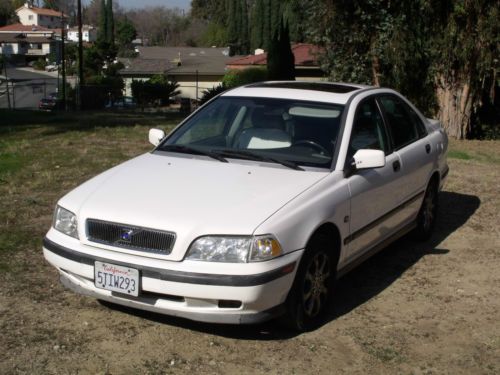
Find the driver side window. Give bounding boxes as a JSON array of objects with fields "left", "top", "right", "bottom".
[{"left": 348, "top": 98, "right": 388, "bottom": 159}]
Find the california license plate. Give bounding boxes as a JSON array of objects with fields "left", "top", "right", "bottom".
[{"left": 94, "top": 261, "right": 139, "bottom": 297}]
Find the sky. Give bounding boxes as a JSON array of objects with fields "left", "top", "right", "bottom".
[{"left": 84, "top": 0, "right": 191, "bottom": 10}]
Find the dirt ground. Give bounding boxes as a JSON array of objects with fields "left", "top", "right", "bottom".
[{"left": 0, "top": 134, "right": 499, "bottom": 374}]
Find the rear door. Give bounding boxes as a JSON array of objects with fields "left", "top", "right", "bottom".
[{"left": 377, "top": 95, "right": 434, "bottom": 223}]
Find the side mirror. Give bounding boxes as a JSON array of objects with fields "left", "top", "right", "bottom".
[
  {"left": 352, "top": 149, "right": 386, "bottom": 170},
  {"left": 149, "top": 128, "right": 166, "bottom": 146}
]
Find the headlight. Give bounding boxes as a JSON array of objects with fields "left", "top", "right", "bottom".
[
  {"left": 53, "top": 206, "right": 79, "bottom": 239},
  {"left": 186, "top": 235, "right": 282, "bottom": 263}
]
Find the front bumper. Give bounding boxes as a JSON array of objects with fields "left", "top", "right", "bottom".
[{"left": 43, "top": 236, "right": 303, "bottom": 324}]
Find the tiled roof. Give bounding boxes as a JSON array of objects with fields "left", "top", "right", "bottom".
[
  {"left": 16, "top": 5, "right": 67, "bottom": 17},
  {"left": 119, "top": 58, "right": 173, "bottom": 75},
  {"left": 227, "top": 44, "right": 323, "bottom": 67},
  {"left": 0, "top": 23, "right": 53, "bottom": 32},
  {"left": 0, "top": 32, "right": 54, "bottom": 43},
  {"left": 119, "top": 47, "right": 240, "bottom": 76}
]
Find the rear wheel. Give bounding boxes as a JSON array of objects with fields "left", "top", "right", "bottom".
[
  {"left": 414, "top": 179, "right": 439, "bottom": 240},
  {"left": 284, "top": 239, "right": 337, "bottom": 331}
]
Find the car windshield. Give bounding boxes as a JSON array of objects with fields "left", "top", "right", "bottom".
[{"left": 159, "top": 96, "right": 344, "bottom": 169}]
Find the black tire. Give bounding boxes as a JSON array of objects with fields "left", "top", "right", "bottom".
[
  {"left": 284, "top": 238, "right": 337, "bottom": 332},
  {"left": 414, "top": 179, "right": 439, "bottom": 241}
]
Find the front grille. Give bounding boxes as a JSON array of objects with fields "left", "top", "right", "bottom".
[{"left": 87, "top": 219, "right": 175, "bottom": 255}]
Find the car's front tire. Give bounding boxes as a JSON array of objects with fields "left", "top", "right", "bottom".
[{"left": 283, "top": 237, "right": 337, "bottom": 331}]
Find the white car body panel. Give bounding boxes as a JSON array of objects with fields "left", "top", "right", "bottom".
[{"left": 60, "top": 152, "right": 329, "bottom": 261}]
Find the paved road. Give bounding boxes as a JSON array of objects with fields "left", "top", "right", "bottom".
[{"left": 0, "top": 66, "right": 58, "bottom": 109}]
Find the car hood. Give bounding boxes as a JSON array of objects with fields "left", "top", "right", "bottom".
[{"left": 60, "top": 152, "right": 329, "bottom": 260}]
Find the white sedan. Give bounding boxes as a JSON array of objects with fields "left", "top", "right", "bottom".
[{"left": 43, "top": 81, "right": 449, "bottom": 331}]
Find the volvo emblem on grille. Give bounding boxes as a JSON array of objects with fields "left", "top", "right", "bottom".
[{"left": 120, "top": 229, "right": 134, "bottom": 242}]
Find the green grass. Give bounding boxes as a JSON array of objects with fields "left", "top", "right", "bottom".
[
  {"left": 447, "top": 139, "right": 500, "bottom": 165},
  {"left": 0, "top": 109, "right": 182, "bottom": 274},
  {"left": 448, "top": 150, "right": 473, "bottom": 160}
]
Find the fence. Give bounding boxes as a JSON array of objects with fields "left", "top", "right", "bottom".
[{"left": 0, "top": 77, "right": 58, "bottom": 110}]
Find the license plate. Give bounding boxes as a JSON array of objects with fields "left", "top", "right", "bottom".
[{"left": 94, "top": 261, "right": 139, "bottom": 297}]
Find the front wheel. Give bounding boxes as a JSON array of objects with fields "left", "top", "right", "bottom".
[{"left": 284, "top": 241, "right": 336, "bottom": 331}]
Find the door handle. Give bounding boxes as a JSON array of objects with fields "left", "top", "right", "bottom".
[
  {"left": 425, "top": 144, "right": 431, "bottom": 154},
  {"left": 393, "top": 160, "right": 401, "bottom": 172}
]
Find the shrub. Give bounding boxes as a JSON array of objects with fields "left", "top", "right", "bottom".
[
  {"left": 222, "top": 67, "right": 268, "bottom": 88},
  {"left": 199, "top": 84, "right": 227, "bottom": 105},
  {"left": 33, "top": 58, "right": 47, "bottom": 71}
]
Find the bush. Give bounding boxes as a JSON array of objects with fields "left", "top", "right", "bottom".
[
  {"left": 131, "top": 75, "right": 181, "bottom": 109},
  {"left": 33, "top": 58, "right": 47, "bottom": 71},
  {"left": 222, "top": 67, "right": 268, "bottom": 88},
  {"left": 199, "top": 84, "right": 227, "bottom": 105}
]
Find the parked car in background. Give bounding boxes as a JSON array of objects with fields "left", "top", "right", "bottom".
[
  {"left": 105, "top": 96, "right": 137, "bottom": 110},
  {"left": 45, "top": 64, "right": 58, "bottom": 72},
  {"left": 43, "top": 81, "right": 448, "bottom": 331},
  {"left": 38, "top": 98, "right": 59, "bottom": 111}
]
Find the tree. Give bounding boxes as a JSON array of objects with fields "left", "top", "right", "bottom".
[
  {"left": 267, "top": 19, "right": 295, "bottom": 81},
  {"left": 432, "top": 0, "right": 499, "bottom": 139},
  {"left": 250, "top": 0, "right": 264, "bottom": 50},
  {"left": 116, "top": 17, "right": 136, "bottom": 48},
  {"left": 43, "top": 0, "right": 60, "bottom": 10},
  {"left": 83, "top": 0, "right": 100, "bottom": 26},
  {"left": 306, "top": 0, "right": 499, "bottom": 139},
  {"left": 106, "top": 0, "right": 114, "bottom": 46},
  {"left": 0, "top": 0, "right": 15, "bottom": 27},
  {"left": 131, "top": 75, "right": 181, "bottom": 109},
  {"left": 97, "top": 0, "right": 107, "bottom": 44},
  {"left": 227, "top": 0, "right": 249, "bottom": 54}
]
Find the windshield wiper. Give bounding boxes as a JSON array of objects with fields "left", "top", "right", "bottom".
[
  {"left": 214, "top": 149, "right": 304, "bottom": 171},
  {"left": 159, "top": 144, "right": 228, "bottom": 163}
]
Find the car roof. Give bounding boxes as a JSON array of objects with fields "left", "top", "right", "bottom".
[{"left": 222, "top": 81, "right": 372, "bottom": 105}]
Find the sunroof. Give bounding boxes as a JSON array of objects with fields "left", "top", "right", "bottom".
[{"left": 248, "top": 82, "right": 361, "bottom": 94}]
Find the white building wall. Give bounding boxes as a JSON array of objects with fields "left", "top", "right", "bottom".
[
  {"left": 42, "top": 42, "right": 51, "bottom": 55},
  {"left": 17, "top": 8, "right": 39, "bottom": 26},
  {"left": 0, "top": 43, "right": 23, "bottom": 55},
  {"left": 17, "top": 8, "right": 62, "bottom": 28},
  {"left": 67, "top": 29, "right": 97, "bottom": 43}
]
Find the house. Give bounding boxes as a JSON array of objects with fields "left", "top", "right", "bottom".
[
  {"left": 119, "top": 46, "right": 238, "bottom": 100},
  {"left": 226, "top": 43, "right": 325, "bottom": 80},
  {"left": 0, "top": 24, "right": 57, "bottom": 58},
  {"left": 67, "top": 26, "right": 97, "bottom": 43},
  {"left": 16, "top": 3, "right": 68, "bottom": 29}
]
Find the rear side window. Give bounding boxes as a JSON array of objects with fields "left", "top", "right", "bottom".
[
  {"left": 407, "top": 105, "right": 428, "bottom": 137},
  {"left": 379, "top": 96, "right": 419, "bottom": 150}
]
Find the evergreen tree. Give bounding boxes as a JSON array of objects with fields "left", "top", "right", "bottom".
[
  {"left": 267, "top": 19, "right": 295, "bottom": 81},
  {"left": 250, "top": 0, "right": 264, "bottom": 50},
  {"left": 97, "top": 0, "right": 107, "bottom": 43},
  {"left": 239, "top": 0, "right": 249, "bottom": 54},
  {"left": 43, "top": 0, "right": 60, "bottom": 10},
  {"left": 106, "top": 0, "right": 114, "bottom": 46},
  {"left": 251, "top": 0, "right": 287, "bottom": 50},
  {"left": 227, "top": 0, "right": 249, "bottom": 55}
]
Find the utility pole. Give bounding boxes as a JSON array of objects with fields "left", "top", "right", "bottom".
[
  {"left": 2, "top": 57, "right": 11, "bottom": 109},
  {"left": 77, "top": 0, "right": 84, "bottom": 110},
  {"left": 61, "top": 11, "right": 66, "bottom": 111}
]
